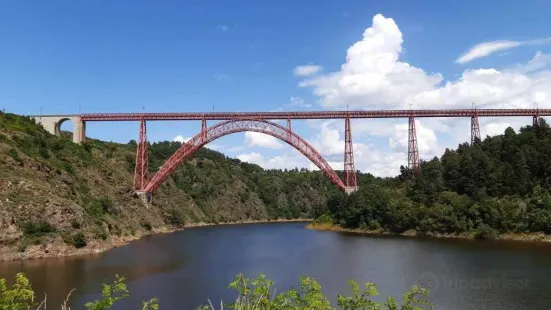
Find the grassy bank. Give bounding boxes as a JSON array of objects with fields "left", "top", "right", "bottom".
[
  {"left": 306, "top": 222, "right": 551, "bottom": 243},
  {"left": 184, "top": 218, "right": 312, "bottom": 227}
]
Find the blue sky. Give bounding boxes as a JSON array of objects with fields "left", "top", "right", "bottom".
[{"left": 2, "top": 1, "right": 551, "bottom": 176}]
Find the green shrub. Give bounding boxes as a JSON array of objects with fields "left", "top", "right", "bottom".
[
  {"left": 82, "top": 141, "right": 93, "bottom": 152},
  {"left": 474, "top": 223, "right": 498, "bottom": 240},
  {"left": 141, "top": 221, "right": 152, "bottom": 231},
  {"left": 7, "top": 148, "right": 22, "bottom": 164},
  {"left": 50, "top": 138, "right": 66, "bottom": 151},
  {"left": 0, "top": 273, "right": 159, "bottom": 310},
  {"left": 61, "top": 162, "right": 75, "bottom": 174},
  {"left": 98, "top": 197, "right": 116, "bottom": 215},
  {"left": 85, "top": 200, "right": 104, "bottom": 218},
  {"left": 94, "top": 228, "right": 108, "bottom": 241},
  {"left": 166, "top": 209, "right": 186, "bottom": 226},
  {"left": 313, "top": 214, "right": 333, "bottom": 225},
  {"left": 0, "top": 273, "right": 36, "bottom": 309},
  {"left": 21, "top": 220, "right": 56, "bottom": 237},
  {"left": 85, "top": 197, "right": 116, "bottom": 219},
  {"left": 71, "top": 220, "right": 81, "bottom": 229},
  {"left": 71, "top": 232, "right": 87, "bottom": 248},
  {"left": 38, "top": 146, "right": 49, "bottom": 159}
]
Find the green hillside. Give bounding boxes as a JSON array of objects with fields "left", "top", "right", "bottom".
[
  {"left": 0, "top": 112, "right": 341, "bottom": 259},
  {"left": 321, "top": 118, "right": 551, "bottom": 239}
]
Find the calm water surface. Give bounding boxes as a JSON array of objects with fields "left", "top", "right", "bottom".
[{"left": 1, "top": 222, "right": 551, "bottom": 309}]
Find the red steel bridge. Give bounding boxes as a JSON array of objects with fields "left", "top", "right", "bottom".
[{"left": 32, "top": 108, "right": 550, "bottom": 202}]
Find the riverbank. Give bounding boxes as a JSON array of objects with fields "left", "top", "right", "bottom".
[
  {"left": 184, "top": 218, "right": 312, "bottom": 228},
  {"left": 306, "top": 222, "right": 551, "bottom": 242},
  {"left": 0, "top": 219, "right": 312, "bottom": 261}
]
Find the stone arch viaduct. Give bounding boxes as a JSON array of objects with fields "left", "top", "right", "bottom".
[{"left": 31, "top": 115, "right": 86, "bottom": 144}]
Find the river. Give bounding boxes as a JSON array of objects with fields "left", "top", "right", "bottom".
[{"left": 1, "top": 222, "right": 551, "bottom": 309}]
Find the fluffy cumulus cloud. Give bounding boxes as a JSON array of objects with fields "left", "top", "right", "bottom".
[
  {"left": 237, "top": 151, "right": 310, "bottom": 170},
  {"left": 173, "top": 135, "right": 190, "bottom": 143},
  {"left": 312, "top": 123, "right": 344, "bottom": 156},
  {"left": 299, "top": 14, "right": 443, "bottom": 110},
  {"left": 244, "top": 132, "right": 283, "bottom": 149},
  {"left": 388, "top": 120, "right": 439, "bottom": 157},
  {"left": 294, "top": 65, "right": 323, "bottom": 76}
]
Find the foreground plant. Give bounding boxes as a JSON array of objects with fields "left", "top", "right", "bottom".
[
  {"left": 197, "top": 273, "right": 431, "bottom": 310},
  {"left": 0, "top": 273, "right": 430, "bottom": 309},
  {"left": 84, "top": 274, "right": 158, "bottom": 310},
  {"left": 0, "top": 273, "right": 159, "bottom": 310},
  {"left": 0, "top": 273, "right": 36, "bottom": 310}
]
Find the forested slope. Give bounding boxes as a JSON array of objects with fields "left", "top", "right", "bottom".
[
  {"left": 321, "top": 119, "right": 551, "bottom": 239},
  {"left": 0, "top": 112, "right": 335, "bottom": 259}
]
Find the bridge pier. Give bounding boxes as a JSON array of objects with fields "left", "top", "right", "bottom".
[
  {"left": 32, "top": 116, "right": 86, "bottom": 144},
  {"left": 343, "top": 117, "right": 358, "bottom": 194},
  {"left": 344, "top": 186, "right": 358, "bottom": 194},
  {"left": 133, "top": 120, "right": 149, "bottom": 191},
  {"left": 471, "top": 115, "right": 480, "bottom": 144},
  {"left": 408, "top": 116, "right": 420, "bottom": 172},
  {"left": 135, "top": 191, "right": 152, "bottom": 203}
]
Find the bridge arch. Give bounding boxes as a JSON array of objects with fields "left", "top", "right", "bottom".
[
  {"left": 55, "top": 118, "right": 74, "bottom": 136},
  {"left": 143, "top": 119, "right": 345, "bottom": 193},
  {"left": 31, "top": 116, "right": 86, "bottom": 144}
]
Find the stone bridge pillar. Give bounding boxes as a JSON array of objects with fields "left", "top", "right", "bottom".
[{"left": 31, "top": 115, "right": 86, "bottom": 144}]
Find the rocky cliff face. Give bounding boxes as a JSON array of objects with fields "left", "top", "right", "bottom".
[{"left": 0, "top": 113, "right": 333, "bottom": 260}]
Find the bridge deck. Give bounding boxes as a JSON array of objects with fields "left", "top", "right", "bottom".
[{"left": 30, "top": 109, "right": 551, "bottom": 121}]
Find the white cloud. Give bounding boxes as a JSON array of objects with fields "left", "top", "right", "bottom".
[
  {"left": 456, "top": 37, "right": 551, "bottom": 64},
  {"left": 289, "top": 96, "right": 312, "bottom": 108},
  {"left": 299, "top": 14, "right": 442, "bottom": 110},
  {"left": 205, "top": 143, "right": 221, "bottom": 150},
  {"left": 483, "top": 122, "right": 512, "bottom": 137},
  {"left": 244, "top": 132, "right": 283, "bottom": 149},
  {"left": 294, "top": 65, "right": 323, "bottom": 76},
  {"left": 173, "top": 135, "right": 220, "bottom": 150},
  {"left": 296, "top": 13, "right": 551, "bottom": 177},
  {"left": 173, "top": 135, "right": 190, "bottom": 143},
  {"left": 456, "top": 41, "right": 522, "bottom": 64},
  {"left": 312, "top": 123, "right": 344, "bottom": 156},
  {"left": 236, "top": 152, "right": 264, "bottom": 164},
  {"left": 388, "top": 120, "right": 438, "bottom": 157},
  {"left": 236, "top": 151, "right": 309, "bottom": 170}
]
